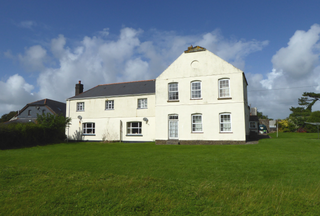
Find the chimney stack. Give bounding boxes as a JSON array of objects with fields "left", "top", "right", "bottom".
[{"left": 75, "top": 80, "right": 84, "bottom": 96}]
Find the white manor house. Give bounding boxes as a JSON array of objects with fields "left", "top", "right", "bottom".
[{"left": 66, "top": 46, "right": 250, "bottom": 144}]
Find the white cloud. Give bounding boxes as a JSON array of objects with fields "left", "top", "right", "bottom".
[
  {"left": 196, "top": 31, "right": 269, "bottom": 70},
  {"left": 0, "top": 27, "right": 268, "bottom": 116},
  {"left": 0, "top": 74, "right": 36, "bottom": 115},
  {"left": 19, "top": 20, "right": 37, "bottom": 29},
  {"left": 272, "top": 24, "right": 320, "bottom": 78},
  {"left": 248, "top": 24, "right": 320, "bottom": 119},
  {"left": 18, "top": 45, "right": 47, "bottom": 72}
]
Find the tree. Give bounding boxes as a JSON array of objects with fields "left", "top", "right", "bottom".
[
  {"left": 37, "top": 113, "right": 71, "bottom": 130},
  {"left": 257, "top": 111, "right": 268, "bottom": 119},
  {"left": 305, "top": 111, "right": 320, "bottom": 133},
  {"left": 298, "top": 92, "right": 320, "bottom": 112},
  {"left": 289, "top": 106, "right": 311, "bottom": 129},
  {"left": 0, "top": 111, "right": 18, "bottom": 123}
]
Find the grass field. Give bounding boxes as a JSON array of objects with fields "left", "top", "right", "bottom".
[{"left": 1, "top": 133, "right": 320, "bottom": 215}]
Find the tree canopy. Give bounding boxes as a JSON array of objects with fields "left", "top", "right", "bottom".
[
  {"left": 298, "top": 92, "right": 320, "bottom": 112},
  {"left": 0, "top": 111, "right": 18, "bottom": 123}
]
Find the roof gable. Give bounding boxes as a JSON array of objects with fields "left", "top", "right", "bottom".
[{"left": 157, "top": 48, "right": 244, "bottom": 80}]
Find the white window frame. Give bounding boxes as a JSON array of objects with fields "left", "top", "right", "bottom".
[
  {"left": 219, "top": 79, "right": 231, "bottom": 98},
  {"left": 191, "top": 81, "right": 202, "bottom": 99},
  {"left": 137, "top": 98, "right": 147, "bottom": 109},
  {"left": 127, "top": 122, "right": 142, "bottom": 135},
  {"left": 77, "top": 102, "right": 85, "bottom": 112},
  {"left": 168, "top": 114, "right": 179, "bottom": 139},
  {"left": 168, "top": 83, "right": 179, "bottom": 101},
  {"left": 192, "top": 114, "right": 203, "bottom": 132},
  {"left": 83, "top": 122, "right": 95, "bottom": 135},
  {"left": 105, "top": 100, "right": 114, "bottom": 110},
  {"left": 220, "top": 113, "right": 232, "bottom": 132}
]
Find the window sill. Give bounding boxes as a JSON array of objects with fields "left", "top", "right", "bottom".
[
  {"left": 191, "top": 131, "right": 203, "bottom": 134},
  {"left": 218, "top": 97, "right": 232, "bottom": 100},
  {"left": 167, "top": 100, "right": 179, "bottom": 102},
  {"left": 219, "top": 132, "right": 233, "bottom": 134},
  {"left": 126, "top": 134, "right": 143, "bottom": 136},
  {"left": 83, "top": 134, "right": 96, "bottom": 136},
  {"left": 105, "top": 109, "right": 114, "bottom": 111},
  {"left": 190, "top": 98, "right": 202, "bottom": 100},
  {"left": 137, "top": 108, "right": 148, "bottom": 109}
]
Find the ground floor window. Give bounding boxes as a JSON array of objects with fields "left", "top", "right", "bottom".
[
  {"left": 220, "top": 113, "right": 231, "bottom": 132},
  {"left": 127, "top": 122, "right": 142, "bottom": 135},
  {"left": 192, "top": 114, "right": 202, "bottom": 132},
  {"left": 83, "top": 123, "right": 95, "bottom": 135}
]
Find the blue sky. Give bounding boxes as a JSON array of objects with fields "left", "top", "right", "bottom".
[{"left": 1, "top": 0, "right": 320, "bottom": 119}]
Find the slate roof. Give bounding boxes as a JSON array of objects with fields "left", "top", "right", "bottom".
[
  {"left": 18, "top": 99, "right": 66, "bottom": 116},
  {"left": 69, "top": 79, "right": 156, "bottom": 99}
]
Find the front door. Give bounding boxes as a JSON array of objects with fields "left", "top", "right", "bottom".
[{"left": 168, "top": 115, "right": 178, "bottom": 139}]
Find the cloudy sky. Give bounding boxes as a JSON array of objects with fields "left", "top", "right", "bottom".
[{"left": 1, "top": 0, "right": 320, "bottom": 119}]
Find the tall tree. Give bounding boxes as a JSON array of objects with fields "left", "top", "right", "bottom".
[
  {"left": 298, "top": 92, "right": 320, "bottom": 112},
  {"left": 0, "top": 111, "right": 18, "bottom": 123}
]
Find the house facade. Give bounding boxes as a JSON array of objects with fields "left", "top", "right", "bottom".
[{"left": 66, "top": 46, "right": 250, "bottom": 144}]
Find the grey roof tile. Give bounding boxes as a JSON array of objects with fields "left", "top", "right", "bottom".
[{"left": 69, "top": 79, "right": 155, "bottom": 99}]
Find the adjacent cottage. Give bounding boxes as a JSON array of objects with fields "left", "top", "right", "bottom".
[
  {"left": 8, "top": 99, "right": 66, "bottom": 124},
  {"left": 66, "top": 46, "right": 250, "bottom": 144}
]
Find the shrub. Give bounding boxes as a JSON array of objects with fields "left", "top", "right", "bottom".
[{"left": 278, "top": 119, "right": 297, "bottom": 132}]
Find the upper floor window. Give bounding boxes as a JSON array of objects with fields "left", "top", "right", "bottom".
[
  {"left": 83, "top": 122, "right": 95, "bottom": 135},
  {"left": 28, "top": 110, "right": 31, "bottom": 116},
  {"left": 105, "top": 100, "right": 114, "bottom": 110},
  {"left": 168, "top": 83, "right": 179, "bottom": 101},
  {"left": 192, "top": 114, "right": 203, "bottom": 132},
  {"left": 191, "top": 81, "right": 201, "bottom": 99},
  {"left": 77, "top": 102, "right": 84, "bottom": 112},
  {"left": 220, "top": 113, "right": 232, "bottom": 132},
  {"left": 219, "top": 79, "right": 230, "bottom": 98},
  {"left": 138, "top": 98, "right": 147, "bottom": 109}
]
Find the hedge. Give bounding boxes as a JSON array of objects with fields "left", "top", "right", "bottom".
[{"left": 0, "top": 123, "right": 66, "bottom": 150}]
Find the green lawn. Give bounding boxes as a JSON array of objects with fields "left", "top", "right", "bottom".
[{"left": 1, "top": 133, "right": 320, "bottom": 215}]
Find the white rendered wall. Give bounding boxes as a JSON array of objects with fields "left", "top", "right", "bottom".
[
  {"left": 66, "top": 94, "right": 155, "bottom": 142},
  {"left": 155, "top": 50, "right": 247, "bottom": 141}
]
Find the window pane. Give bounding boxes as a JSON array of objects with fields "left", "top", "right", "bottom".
[
  {"left": 169, "top": 83, "right": 179, "bottom": 100},
  {"left": 191, "top": 82, "right": 201, "bottom": 99}
]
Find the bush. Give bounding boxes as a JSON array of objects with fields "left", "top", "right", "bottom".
[
  {"left": 278, "top": 119, "right": 297, "bottom": 132},
  {"left": 297, "top": 127, "right": 307, "bottom": 133}
]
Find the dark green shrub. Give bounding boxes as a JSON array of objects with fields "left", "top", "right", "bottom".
[{"left": 0, "top": 114, "right": 70, "bottom": 150}]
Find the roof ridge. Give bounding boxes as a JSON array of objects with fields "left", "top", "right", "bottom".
[{"left": 97, "top": 79, "right": 155, "bottom": 86}]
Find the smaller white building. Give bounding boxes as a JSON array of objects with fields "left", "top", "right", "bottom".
[{"left": 66, "top": 46, "right": 250, "bottom": 144}]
